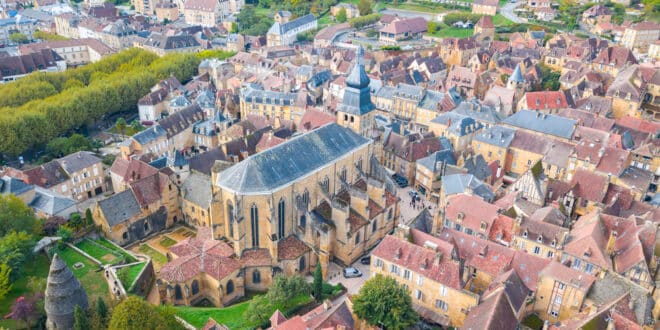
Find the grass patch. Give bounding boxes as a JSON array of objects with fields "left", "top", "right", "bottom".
[
  {"left": 116, "top": 262, "right": 146, "bottom": 290},
  {"left": 385, "top": 3, "right": 449, "bottom": 13},
  {"left": 76, "top": 239, "right": 122, "bottom": 264},
  {"left": 522, "top": 314, "right": 544, "bottom": 329},
  {"left": 428, "top": 25, "right": 474, "bottom": 38},
  {"left": 159, "top": 236, "right": 177, "bottom": 248},
  {"left": 175, "top": 294, "right": 312, "bottom": 329},
  {"left": 54, "top": 246, "right": 110, "bottom": 305},
  {"left": 138, "top": 244, "right": 168, "bottom": 266},
  {"left": 0, "top": 253, "right": 50, "bottom": 330},
  {"left": 96, "top": 237, "right": 137, "bottom": 263},
  {"left": 493, "top": 13, "right": 514, "bottom": 26}
]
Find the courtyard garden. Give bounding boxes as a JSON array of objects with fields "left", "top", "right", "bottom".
[
  {"left": 51, "top": 245, "right": 111, "bottom": 306},
  {"left": 116, "top": 262, "right": 147, "bottom": 291},
  {"left": 137, "top": 243, "right": 168, "bottom": 268},
  {"left": 75, "top": 237, "right": 136, "bottom": 265}
]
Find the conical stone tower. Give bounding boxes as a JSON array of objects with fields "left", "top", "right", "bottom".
[{"left": 45, "top": 253, "right": 89, "bottom": 330}]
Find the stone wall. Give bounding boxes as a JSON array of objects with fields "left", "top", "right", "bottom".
[{"left": 129, "top": 260, "right": 155, "bottom": 297}]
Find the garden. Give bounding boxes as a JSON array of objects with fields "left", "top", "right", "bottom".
[
  {"left": 52, "top": 245, "right": 111, "bottom": 306},
  {"left": 137, "top": 243, "right": 168, "bottom": 268},
  {"left": 116, "top": 262, "right": 147, "bottom": 291},
  {"left": 75, "top": 238, "right": 136, "bottom": 265}
]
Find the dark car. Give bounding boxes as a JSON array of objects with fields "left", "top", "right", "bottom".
[
  {"left": 360, "top": 256, "right": 371, "bottom": 265},
  {"left": 343, "top": 267, "right": 363, "bottom": 278}
]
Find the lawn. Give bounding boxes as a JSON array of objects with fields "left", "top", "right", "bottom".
[
  {"left": 96, "top": 237, "right": 137, "bottom": 263},
  {"left": 493, "top": 13, "right": 514, "bottom": 26},
  {"left": 428, "top": 25, "right": 474, "bottom": 38},
  {"left": 116, "top": 262, "right": 146, "bottom": 290},
  {"left": 384, "top": 2, "right": 449, "bottom": 13},
  {"left": 0, "top": 253, "right": 50, "bottom": 330},
  {"left": 522, "top": 314, "right": 544, "bottom": 329},
  {"left": 138, "top": 243, "right": 168, "bottom": 267},
  {"left": 75, "top": 239, "right": 122, "bottom": 264},
  {"left": 175, "top": 294, "right": 313, "bottom": 329},
  {"left": 55, "top": 246, "right": 110, "bottom": 306},
  {"left": 159, "top": 236, "right": 177, "bottom": 248}
]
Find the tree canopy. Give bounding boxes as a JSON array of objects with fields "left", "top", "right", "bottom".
[
  {"left": 0, "top": 48, "right": 201, "bottom": 157},
  {"left": 336, "top": 7, "right": 347, "bottom": 22},
  {"left": 109, "top": 296, "right": 183, "bottom": 330},
  {"left": 357, "top": 0, "right": 373, "bottom": 15},
  {"left": 0, "top": 194, "right": 40, "bottom": 237},
  {"left": 352, "top": 274, "right": 418, "bottom": 330}
]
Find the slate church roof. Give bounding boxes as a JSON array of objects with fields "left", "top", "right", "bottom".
[
  {"left": 338, "top": 47, "right": 376, "bottom": 116},
  {"left": 216, "top": 123, "right": 370, "bottom": 195}
]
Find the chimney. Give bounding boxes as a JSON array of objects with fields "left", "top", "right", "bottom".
[
  {"left": 598, "top": 147, "right": 605, "bottom": 158},
  {"left": 433, "top": 252, "right": 443, "bottom": 266}
]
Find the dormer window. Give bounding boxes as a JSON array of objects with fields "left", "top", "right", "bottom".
[
  {"left": 480, "top": 221, "right": 488, "bottom": 231},
  {"left": 457, "top": 212, "right": 465, "bottom": 221},
  {"left": 522, "top": 230, "right": 528, "bottom": 238},
  {"left": 551, "top": 239, "right": 556, "bottom": 247},
  {"left": 537, "top": 235, "right": 543, "bottom": 243}
]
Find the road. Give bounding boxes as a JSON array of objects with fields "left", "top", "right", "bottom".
[{"left": 500, "top": 1, "right": 526, "bottom": 24}]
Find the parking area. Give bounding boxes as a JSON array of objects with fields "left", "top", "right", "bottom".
[{"left": 326, "top": 258, "right": 371, "bottom": 294}]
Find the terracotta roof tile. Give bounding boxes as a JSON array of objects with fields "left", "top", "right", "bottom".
[{"left": 277, "top": 235, "right": 310, "bottom": 260}]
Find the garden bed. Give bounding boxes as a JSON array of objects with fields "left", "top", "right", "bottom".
[
  {"left": 51, "top": 246, "right": 110, "bottom": 305},
  {"left": 138, "top": 244, "right": 168, "bottom": 266}
]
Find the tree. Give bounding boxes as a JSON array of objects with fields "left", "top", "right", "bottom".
[
  {"left": 11, "top": 296, "right": 36, "bottom": 329},
  {"left": 9, "top": 33, "right": 28, "bottom": 44},
  {"left": 357, "top": 0, "right": 372, "bottom": 15},
  {"left": 0, "top": 195, "right": 39, "bottom": 237},
  {"left": 130, "top": 120, "right": 145, "bottom": 133},
  {"left": 43, "top": 216, "right": 68, "bottom": 236},
  {"left": 74, "top": 305, "right": 89, "bottom": 330},
  {"left": 115, "top": 117, "right": 127, "bottom": 138},
  {"left": 313, "top": 263, "right": 323, "bottom": 301},
  {"left": 0, "top": 263, "right": 12, "bottom": 299},
  {"left": 109, "top": 296, "right": 183, "bottom": 330},
  {"left": 428, "top": 21, "right": 439, "bottom": 34},
  {"left": 352, "top": 274, "right": 418, "bottom": 330},
  {"left": 56, "top": 227, "right": 73, "bottom": 243},
  {"left": 96, "top": 297, "right": 108, "bottom": 322},
  {"left": 69, "top": 213, "right": 84, "bottom": 230},
  {"left": 85, "top": 209, "right": 94, "bottom": 227},
  {"left": 336, "top": 7, "right": 347, "bottom": 22},
  {"left": 0, "top": 231, "right": 36, "bottom": 282}
]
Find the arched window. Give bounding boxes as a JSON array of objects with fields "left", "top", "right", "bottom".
[
  {"left": 250, "top": 204, "right": 259, "bottom": 247},
  {"left": 191, "top": 280, "right": 199, "bottom": 295},
  {"left": 300, "top": 215, "right": 306, "bottom": 229},
  {"left": 227, "top": 201, "right": 234, "bottom": 238},
  {"left": 388, "top": 208, "right": 393, "bottom": 220},
  {"left": 226, "top": 280, "right": 234, "bottom": 295},
  {"left": 372, "top": 219, "right": 377, "bottom": 233},
  {"left": 299, "top": 256, "right": 306, "bottom": 271},
  {"left": 253, "top": 270, "right": 261, "bottom": 284},
  {"left": 278, "top": 198, "right": 285, "bottom": 239},
  {"left": 357, "top": 157, "right": 363, "bottom": 171},
  {"left": 122, "top": 232, "right": 128, "bottom": 240},
  {"left": 321, "top": 176, "right": 330, "bottom": 192},
  {"left": 340, "top": 166, "right": 347, "bottom": 182},
  {"left": 144, "top": 221, "right": 149, "bottom": 232},
  {"left": 175, "top": 285, "right": 183, "bottom": 300},
  {"left": 355, "top": 232, "right": 361, "bottom": 244},
  {"left": 302, "top": 189, "right": 310, "bottom": 205}
]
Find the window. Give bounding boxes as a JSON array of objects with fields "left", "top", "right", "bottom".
[
  {"left": 533, "top": 246, "right": 541, "bottom": 254},
  {"left": 547, "top": 251, "right": 554, "bottom": 258},
  {"left": 390, "top": 264, "right": 400, "bottom": 275},
  {"left": 175, "top": 285, "right": 183, "bottom": 300},
  {"left": 299, "top": 256, "right": 306, "bottom": 271},
  {"left": 388, "top": 208, "right": 393, "bottom": 220},
  {"left": 440, "top": 286, "right": 448, "bottom": 297},
  {"left": 340, "top": 167, "right": 347, "bottom": 182},
  {"left": 226, "top": 280, "right": 234, "bottom": 294},
  {"left": 480, "top": 221, "right": 488, "bottom": 231},
  {"left": 320, "top": 176, "right": 330, "bottom": 192},
  {"left": 278, "top": 198, "right": 285, "bottom": 239},
  {"left": 250, "top": 204, "right": 259, "bottom": 247},
  {"left": 465, "top": 228, "right": 473, "bottom": 235},
  {"left": 253, "top": 270, "right": 261, "bottom": 283},
  {"left": 585, "top": 263, "right": 593, "bottom": 273},
  {"left": 191, "top": 280, "right": 199, "bottom": 295},
  {"left": 573, "top": 258, "right": 582, "bottom": 269},
  {"left": 415, "top": 290, "right": 423, "bottom": 300},
  {"left": 300, "top": 215, "right": 306, "bottom": 229},
  {"left": 417, "top": 275, "right": 423, "bottom": 285},
  {"left": 435, "top": 300, "right": 448, "bottom": 311},
  {"left": 372, "top": 219, "right": 377, "bottom": 233},
  {"left": 227, "top": 201, "right": 234, "bottom": 238},
  {"left": 355, "top": 232, "right": 361, "bottom": 244},
  {"left": 403, "top": 269, "right": 411, "bottom": 280},
  {"left": 375, "top": 258, "right": 383, "bottom": 267}
]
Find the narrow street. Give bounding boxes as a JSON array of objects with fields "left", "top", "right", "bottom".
[{"left": 501, "top": 1, "right": 526, "bottom": 24}]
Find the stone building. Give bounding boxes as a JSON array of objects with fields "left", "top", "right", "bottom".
[
  {"left": 211, "top": 123, "right": 399, "bottom": 278},
  {"left": 336, "top": 47, "right": 376, "bottom": 137},
  {"left": 45, "top": 254, "right": 89, "bottom": 330}
]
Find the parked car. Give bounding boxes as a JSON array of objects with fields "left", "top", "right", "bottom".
[
  {"left": 392, "top": 174, "right": 409, "bottom": 188},
  {"left": 360, "top": 256, "right": 371, "bottom": 265},
  {"left": 343, "top": 267, "right": 363, "bottom": 278},
  {"left": 408, "top": 190, "right": 418, "bottom": 198}
]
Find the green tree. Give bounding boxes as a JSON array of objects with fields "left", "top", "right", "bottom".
[
  {"left": 130, "top": 120, "right": 145, "bottom": 133},
  {"left": 313, "top": 263, "right": 323, "bottom": 301},
  {"left": 428, "top": 21, "right": 439, "bottom": 34},
  {"left": 0, "top": 263, "right": 12, "bottom": 299},
  {"left": 56, "top": 227, "right": 73, "bottom": 243},
  {"left": 69, "top": 213, "right": 83, "bottom": 230},
  {"left": 74, "top": 305, "right": 89, "bottom": 330},
  {"left": 357, "top": 0, "right": 373, "bottom": 15},
  {"left": 115, "top": 117, "right": 127, "bottom": 138},
  {"left": 109, "top": 297, "right": 183, "bottom": 330},
  {"left": 0, "top": 195, "right": 39, "bottom": 237},
  {"left": 0, "top": 231, "right": 36, "bottom": 282},
  {"left": 97, "top": 297, "right": 108, "bottom": 322},
  {"left": 353, "top": 274, "right": 418, "bottom": 330},
  {"left": 85, "top": 209, "right": 94, "bottom": 227},
  {"left": 33, "top": 30, "right": 69, "bottom": 41},
  {"left": 336, "top": 7, "right": 347, "bottom": 22},
  {"left": 9, "top": 33, "right": 29, "bottom": 44}
]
